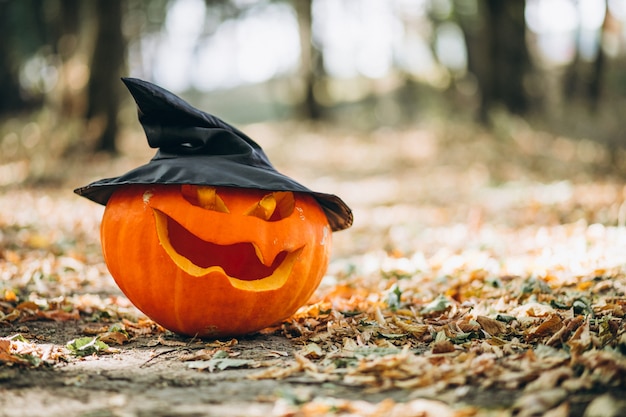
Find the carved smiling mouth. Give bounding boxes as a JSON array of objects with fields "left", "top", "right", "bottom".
[{"left": 152, "top": 209, "right": 302, "bottom": 291}]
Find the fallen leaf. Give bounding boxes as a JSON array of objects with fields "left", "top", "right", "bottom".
[
  {"left": 583, "top": 393, "right": 626, "bottom": 417},
  {"left": 527, "top": 314, "right": 563, "bottom": 341},
  {"left": 98, "top": 331, "right": 129, "bottom": 345},
  {"left": 432, "top": 339, "right": 455, "bottom": 354},
  {"left": 421, "top": 295, "right": 451, "bottom": 314},
  {"left": 187, "top": 358, "right": 254, "bottom": 372},
  {"left": 299, "top": 342, "right": 324, "bottom": 359},
  {"left": 476, "top": 315, "right": 508, "bottom": 336},
  {"left": 513, "top": 388, "right": 568, "bottom": 417},
  {"left": 66, "top": 337, "right": 111, "bottom": 357}
]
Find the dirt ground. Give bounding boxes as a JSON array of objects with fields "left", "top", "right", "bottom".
[
  {"left": 2, "top": 119, "right": 626, "bottom": 416},
  {"left": 0, "top": 321, "right": 465, "bottom": 417},
  {"left": 2, "top": 320, "right": 620, "bottom": 417},
  {"left": 1, "top": 323, "right": 308, "bottom": 417}
]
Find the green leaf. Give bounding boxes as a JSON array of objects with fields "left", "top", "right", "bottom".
[
  {"left": 66, "top": 337, "right": 110, "bottom": 357},
  {"left": 496, "top": 314, "right": 517, "bottom": 323},
  {"left": 108, "top": 323, "right": 129, "bottom": 336},
  {"left": 212, "top": 349, "right": 230, "bottom": 359},
  {"left": 15, "top": 353, "right": 43, "bottom": 367},
  {"left": 8, "top": 334, "right": 28, "bottom": 343},
  {"left": 550, "top": 300, "right": 570, "bottom": 309},
  {"left": 573, "top": 299, "right": 593, "bottom": 316},
  {"left": 449, "top": 331, "right": 476, "bottom": 343},
  {"left": 386, "top": 285, "right": 403, "bottom": 311},
  {"left": 421, "top": 295, "right": 451, "bottom": 314},
  {"left": 521, "top": 277, "right": 552, "bottom": 295}
]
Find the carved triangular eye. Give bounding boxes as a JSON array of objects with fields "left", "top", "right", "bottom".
[
  {"left": 181, "top": 185, "right": 229, "bottom": 213},
  {"left": 246, "top": 192, "right": 295, "bottom": 221}
]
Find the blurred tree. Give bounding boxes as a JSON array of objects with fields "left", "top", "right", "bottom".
[
  {"left": 563, "top": 0, "right": 608, "bottom": 113},
  {"left": 485, "top": 0, "right": 529, "bottom": 115},
  {"left": 293, "top": 0, "right": 325, "bottom": 120},
  {"left": 52, "top": 0, "right": 83, "bottom": 117},
  {"left": 0, "top": 0, "right": 127, "bottom": 153},
  {"left": 85, "top": 0, "right": 127, "bottom": 153},
  {"left": 0, "top": 1, "right": 26, "bottom": 114},
  {"left": 0, "top": 0, "right": 46, "bottom": 115},
  {"left": 3, "top": 0, "right": 625, "bottom": 156},
  {"left": 456, "top": 0, "right": 530, "bottom": 122}
]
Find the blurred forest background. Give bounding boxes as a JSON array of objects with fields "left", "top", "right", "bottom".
[{"left": 2, "top": 0, "right": 626, "bottom": 185}]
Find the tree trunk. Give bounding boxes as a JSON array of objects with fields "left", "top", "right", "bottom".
[
  {"left": 0, "top": 1, "right": 38, "bottom": 115},
  {"left": 485, "top": 0, "right": 529, "bottom": 115},
  {"left": 459, "top": 0, "right": 529, "bottom": 122},
  {"left": 293, "top": 0, "right": 324, "bottom": 120},
  {"left": 86, "top": 0, "right": 126, "bottom": 153},
  {"left": 564, "top": 0, "right": 607, "bottom": 113}
]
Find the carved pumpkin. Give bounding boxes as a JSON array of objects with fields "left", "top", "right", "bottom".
[
  {"left": 101, "top": 183, "right": 331, "bottom": 337},
  {"left": 75, "top": 78, "right": 352, "bottom": 337}
]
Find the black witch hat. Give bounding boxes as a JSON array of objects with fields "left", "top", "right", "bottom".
[{"left": 74, "top": 78, "right": 352, "bottom": 232}]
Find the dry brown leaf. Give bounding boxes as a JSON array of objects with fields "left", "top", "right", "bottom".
[
  {"left": 98, "top": 331, "right": 130, "bottom": 345},
  {"left": 0, "top": 309, "right": 21, "bottom": 323},
  {"left": 573, "top": 350, "right": 626, "bottom": 384},
  {"left": 391, "top": 398, "right": 463, "bottom": 417},
  {"left": 525, "top": 366, "right": 574, "bottom": 391},
  {"left": 546, "top": 315, "right": 584, "bottom": 347},
  {"left": 513, "top": 388, "right": 568, "bottom": 417},
  {"left": 527, "top": 313, "right": 563, "bottom": 341},
  {"left": 0, "top": 339, "right": 10, "bottom": 354},
  {"left": 595, "top": 303, "right": 625, "bottom": 318},
  {"left": 543, "top": 401, "right": 570, "bottom": 417},
  {"left": 41, "top": 309, "right": 80, "bottom": 321},
  {"left": 392, "top": 315, "right": 429, "bottom": 338},
  {"left": 247, "top": 361, "right": 303, "bottom": 380},
  {"left": 122, "top": 318, "right": 164, "bottom": 337},
  {"left": 178, "top": 348, "right": 226, "bottom": 362},
  {"left": 567, "top": 320, "right": 592, "bottom": 355},
  {"left": 476, "top": 315, "right": 507, "bottom": 336},
  {"left": 15, "top": 301, "right": 40, "bottom": 311},
  {"left": 583, "top": 394, "right": 626, "bottom": 417},
  {"left": 294, "top": 352, "right": 319, "bottom": 373},
  {"left": 432, "top": 339, "right": 456, "bottom": 354},
  {"left": 299, "top": 342, "right": 324, "bottom": 359},
  {"left": 457, "top": 319, "right": 481, "bottom": 333},
  {"left": 82, "top": 325, "right": 110, "bottom": 335},
  {"left": 205, "top": 338, "right": 238, "bottom": 348},
  {"left": 156, "top": 335, "right": 189, "bottom": 347}
]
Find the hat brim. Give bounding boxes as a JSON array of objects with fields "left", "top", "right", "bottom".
[{"left": 74, "top": 154, "right": 353, "bottom": 232}]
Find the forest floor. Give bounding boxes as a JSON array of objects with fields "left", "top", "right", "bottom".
[{"left": 2, "top": 117, "right": 626, "bottom": 417}]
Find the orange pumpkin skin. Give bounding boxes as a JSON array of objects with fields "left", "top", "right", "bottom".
[{"left": 101, "top": 184, "right": 331, "bottom": 338}]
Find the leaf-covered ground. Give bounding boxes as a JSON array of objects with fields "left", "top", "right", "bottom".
[{"left": 1, "top": 116, "right": 626, "bottom": 416}]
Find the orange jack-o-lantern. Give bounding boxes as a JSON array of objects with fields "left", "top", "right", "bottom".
[
  {"left": 101, "top": 184, "right": 331, "bottom": 337},
  {"left": 75, "top": 78, "right": 352, "bottom": 338}
]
